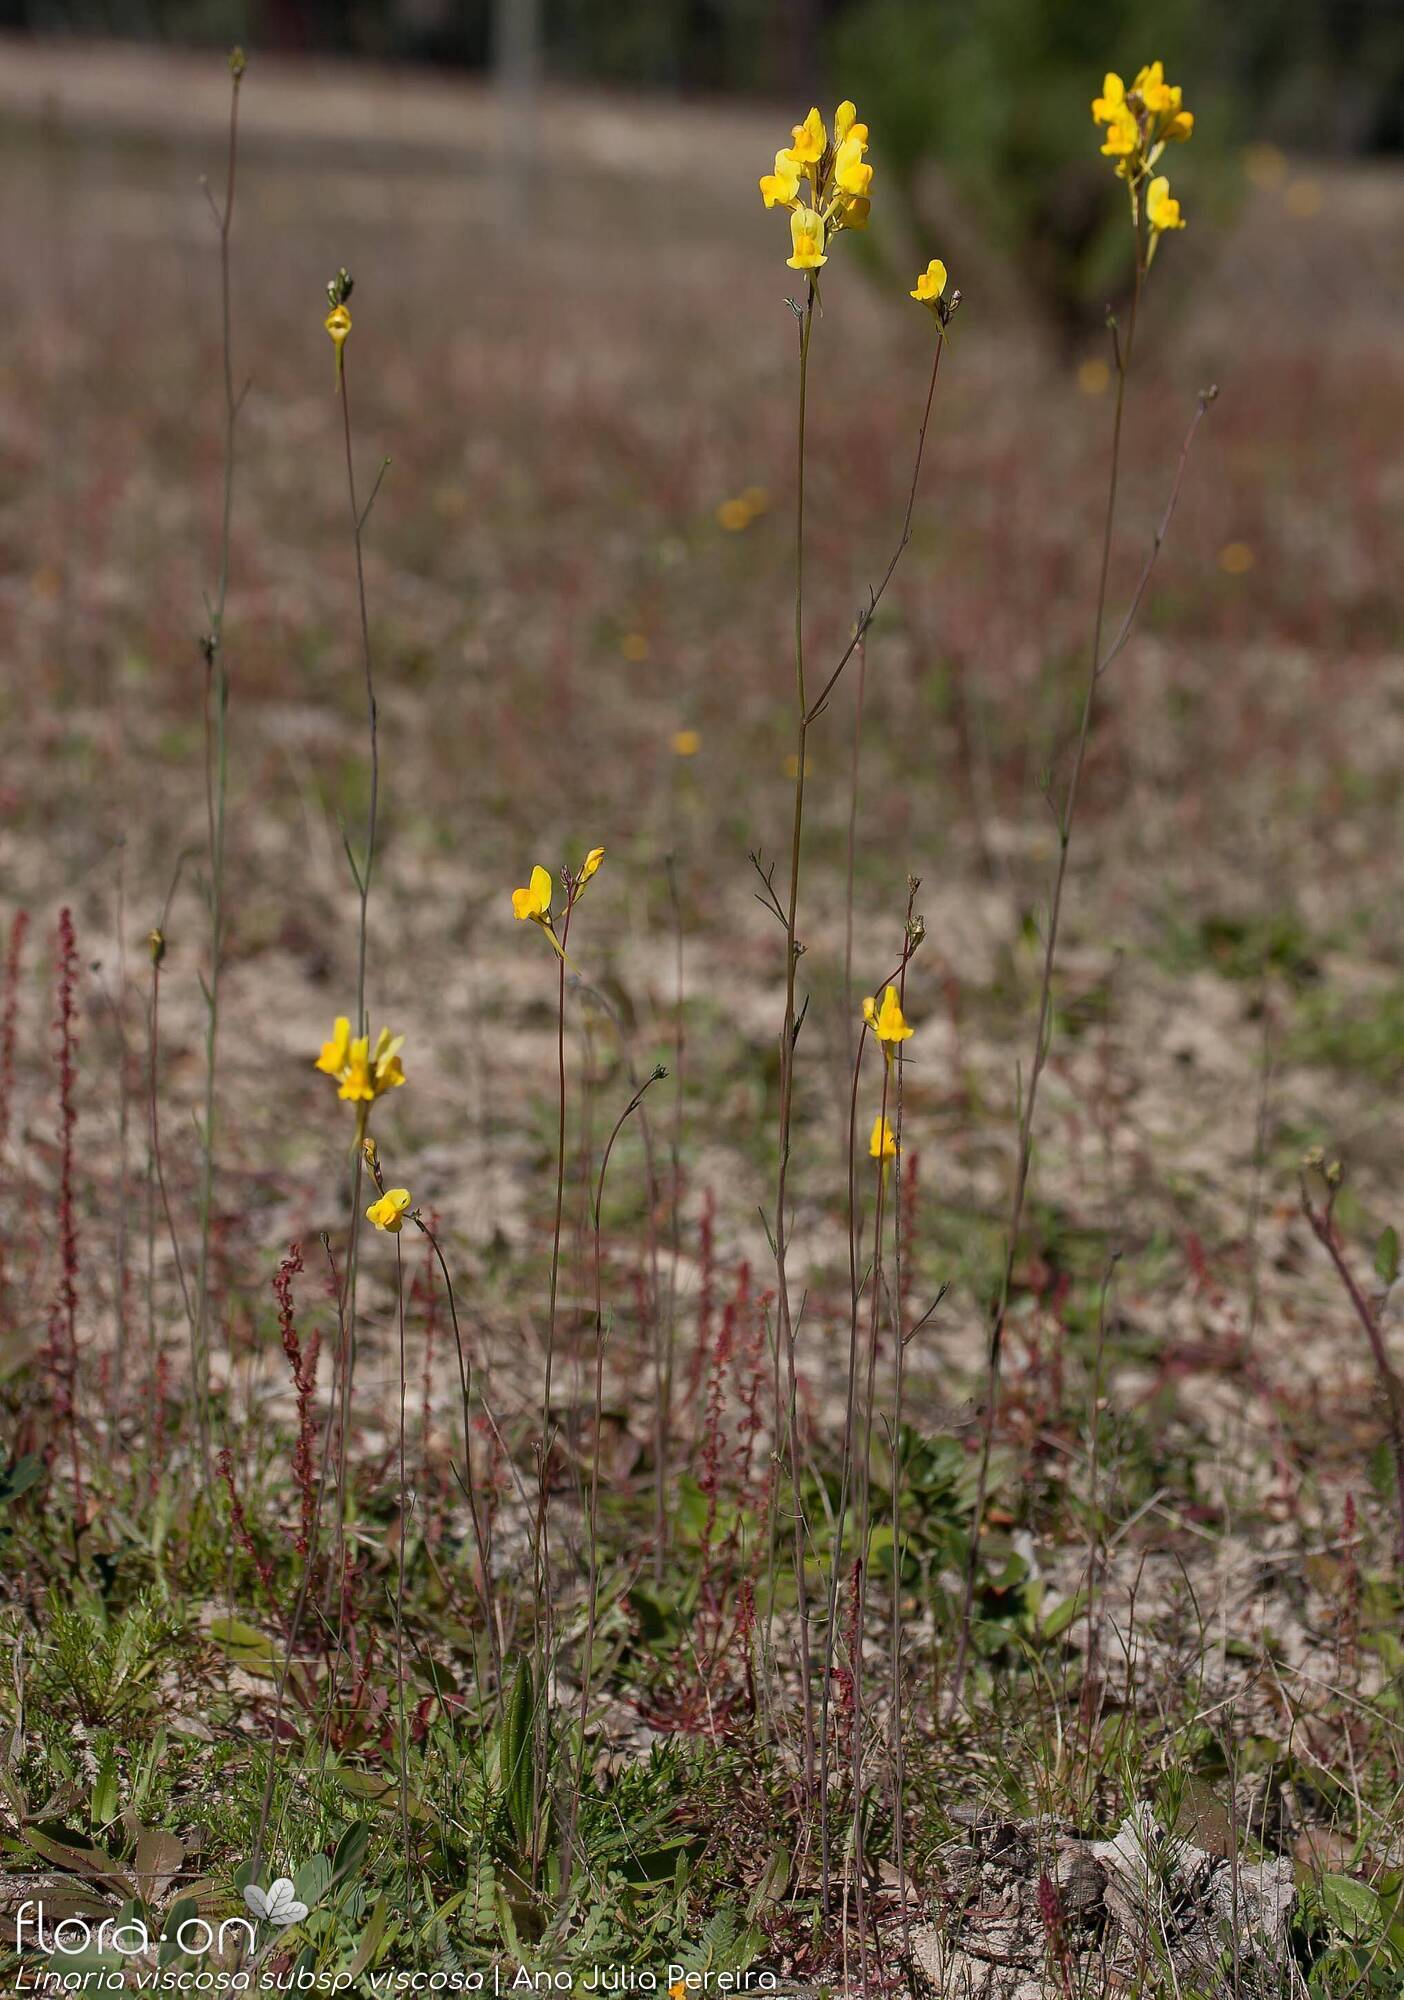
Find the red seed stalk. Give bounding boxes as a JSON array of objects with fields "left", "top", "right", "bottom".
[{"left": 274, "top": 1242, "right": 319, "bottom": 1556}]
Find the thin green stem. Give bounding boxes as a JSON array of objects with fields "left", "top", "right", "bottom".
[
  {"left": 951, "top": 257, "right": 1144, "bottom": 1710},
  {"left": 191, "top": 57, "right": 244, "bottom": 1484},
  {"left": 771, "top": 281, "right": 817, "bottom": 1799}
]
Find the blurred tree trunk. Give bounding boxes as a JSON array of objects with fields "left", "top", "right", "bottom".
[{"left": 494, "top": 0, "right": 542, "bottom": 222}]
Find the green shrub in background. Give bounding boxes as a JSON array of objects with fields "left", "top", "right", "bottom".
[
  {"left": 828, "top": 0, "right": 1226, "bottom": 346},
  {"left": 829, "top": 0, "right": 1404, "bottom": 344}
]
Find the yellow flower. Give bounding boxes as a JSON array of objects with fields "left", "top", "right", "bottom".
[
  {"left": 869, "top": 1114, "right": 897, "bottom": 1162},
  {"left": 579, "top": 846, "right": 605, "bottom": 886},
  {"left": 316, "top": 1015, "right": 352, "bottom": 1078},
  {"left": 862, "top": 983, "right": 913, "bottom": 1048},
  {"left": 1146, "top": 175, "right": 1185, "bottom": 232},
  {"left": 787, "top": 207, "right": 827, "bottom": 271},
  {"left": 833, "top": 132, "right": 872, "bottom": 200},
  {"left": 1100, "top": 108, "right": 1138, "bottom": 158},
  {"left": 1218, "top": 541, "right": 1254, "bottom": 575},
  {"left": 367, "top": 1187, "right": 412, "bottom": 1233},
  {"left": 716, "top": 495, "right": 752, "bottom": 531},
  {"left": 834, "top": 100, "right": 859, "bottom": 144},
  {"left": 324, "top": 303, "right": 351, "bottom": 386},
  {"left": 318, "top": 1018, "right": 406, "bottom": 1106},
  {"left": 910, "top": 258, "right": 948, "bottom": 308},
  {"left": 512, "top": 864, "right": 554, "bottom": 924},
  {"left": 671, "top": 729, "right": 701, "bottom": 757},
  {"left": 788, "top": 106, "right": 826, "bottom": 165},
  {"left": 1091, "top": 72, "right": 1126, "bottom": 123},
  {"left": 759, "top": 149, "right": 803, "bottom": 210},
  {"left": 338, "top": 1026, "right": 406, "bottom": 1103}
]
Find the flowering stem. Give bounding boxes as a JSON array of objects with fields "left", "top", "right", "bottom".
[
  {"left": 771, "top": 279, "right": 817, "bottom": 1798},
  {"left": 191, "top": 54, "right": 245, "bottom": 1486},
  {"left": 950, "top": 259, "right": 1144, "bottom": 1710},
  {"left": 339, "top": 361, "right": 380, "bottom": 1042},
  {"left": 393, "top": 1231, "right": 412, "bottom": 1866},
  {"left": 802, "top": 331, "right": 944, "bottom": 730},
  {"left": 531, "top": 894, "right": 573, "bottom": 1873}
]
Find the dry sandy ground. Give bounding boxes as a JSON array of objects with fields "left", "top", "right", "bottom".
[{"left": 1, "top": 36, "right": 1403, "bottom": 1613}]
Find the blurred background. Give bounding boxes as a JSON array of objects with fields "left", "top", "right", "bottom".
[{"left": 1, "top": 0, "right": 1402, "bottom": 1419}]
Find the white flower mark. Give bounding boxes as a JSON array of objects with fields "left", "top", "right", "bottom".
[{"left": 243, "top": 1878, "right": 309, "bottom": 1927}]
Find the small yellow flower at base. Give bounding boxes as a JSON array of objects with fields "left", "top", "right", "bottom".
[
  {"left": 1146, "top": 175, "right": 1185, "bottom": 233},
  {"left": 367, "top": 1187, "right": 412, "bottom": 1233},
  {"left": 910, "top": 259, "right": 948, "bottom": 308},
  {"left": 671, "top": 729, "right": 701, "bottom": 757},
  {"left": 716, "top": 496, "right": 752, "bottom": 532},
  {"left": 787, "top": 207, "right": 827, "bottom": 272},
  {"left": 1218, "top": 541, "right": 1255, "bottom": 576},
  {"left": 869, "top": 1114, "right": 897, "bottom": 1163},
  {"left": 512, "top": 864, "right": 554, "bottom": 924},
  {"left": 759, "top": 149, "right": 802, "bottom": 210},
  {"left": 316, "top": 1015, "right": 353, "bottom": 1078},
  {"left": 862, "top": 983, "right": 913, "bottom": 1049}
]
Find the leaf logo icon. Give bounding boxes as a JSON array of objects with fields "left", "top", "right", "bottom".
[{"left": 243, "top": 1878, "right": 310, "bottom": 1927}]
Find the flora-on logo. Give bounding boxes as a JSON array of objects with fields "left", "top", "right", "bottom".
[{"left": 243, "top": 1877, "right": 310, "bottom": 1927}]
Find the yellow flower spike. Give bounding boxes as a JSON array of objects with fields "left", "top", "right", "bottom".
[
  {"left": 579, "top": 846, "right": 605, "bottom": 887},
  {"left": 910, "top": 258, "right": 948, "bottom": 308},
  {"left": 367, "top": 1187, "right": 412, "bottom": 1234},
  {"left": 787, "top": 106, "right": 826, "bottom": 166},
  {"left": 759, "top": 148, "right": 802, "bottom": 210},
  {"left": 787, "top": 207, "right": 828, "bottom": 272},
  {"left": 1146, "top": 175, "right": 1186, "bottom": 233},
  {"left": 869, "top": 1113, "right": 897, "bottom": 1163},
  {"left": 1091, "top": 72, "right": 1126, "bottom": 124},
  {"left": 316, "top": 1015, "right": 352, "bottom": 1077},
  {"left": 512, "top": 864, "right": 554, "bottom": 924},
  {"left": 324, "top": 303, "right": 352, "bottom": 387}
]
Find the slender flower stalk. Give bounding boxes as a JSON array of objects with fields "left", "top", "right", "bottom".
[
  {"left": 191, "top": 47, "right": 247, "bottom": 1484},
  {"left": 758, "top": 134, "right": 953, "bottom": 1800},
  {"left": 318, "top": 262, "right": 393, "bottom": 1696},
  {"left": 508, "top": 845, "right": 605, "bottom": 1863},
  {"left": 951, "top": 60, "right": 1203, "bottom": 1706}
]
